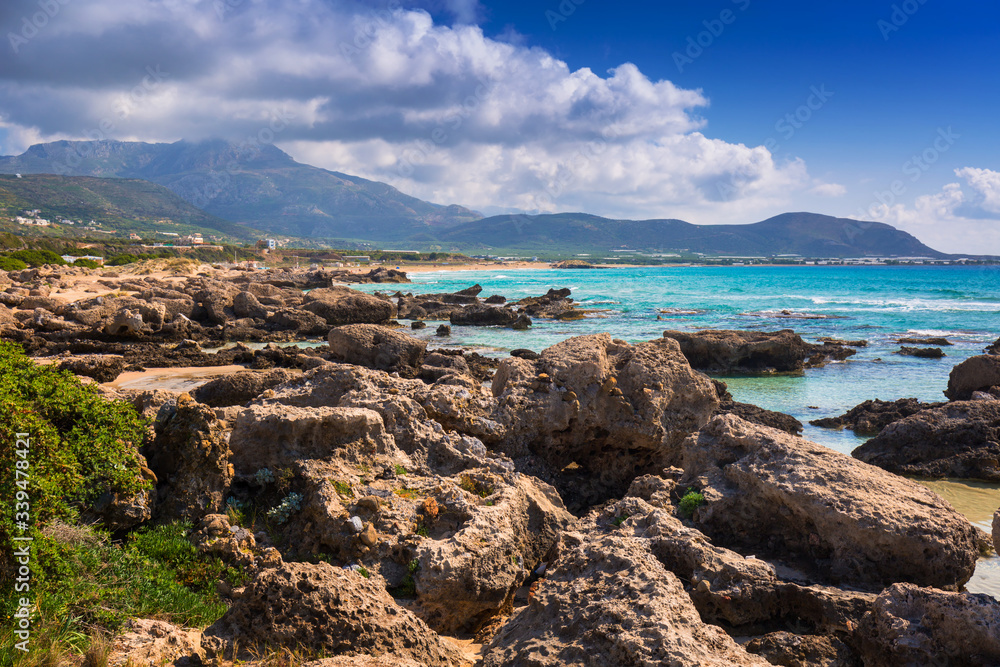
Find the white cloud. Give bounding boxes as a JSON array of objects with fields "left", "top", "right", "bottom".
[
  {"left": 869, "top": 168, "right": 1000, "bottom": 254},
  {"left": 0, "top": 0, "right": 832, "bottom": 224}
]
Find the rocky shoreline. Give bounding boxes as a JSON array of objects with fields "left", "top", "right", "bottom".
[{"left": 3, "top": 263, "right": 1000, "bottom": 666}]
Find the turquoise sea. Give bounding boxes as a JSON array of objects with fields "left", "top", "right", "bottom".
[{"left": 357, "top": 264, "right": 1000, "bottom": 595}]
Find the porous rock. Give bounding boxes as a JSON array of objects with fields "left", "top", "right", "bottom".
[
  {"left": 191, "top": 368, "right": 296, "bottom": 407},
  {"left": 328, "top": 324, "right": 426, "bottom": 377},
  {"left": 202, "top": 562, "right": 464, "bottom": 666},
  {"left": 852, "top": 400, "right": 1000, "bottom": 480},
  {"left": 491, "top": 333, "right": 718, "bottom": 508},
  {"left": 675, "top": 415, "right": 980, "bottom": 591},
  {"left": 946, "top": 354, "right": 1000, "bottom": 400},
  {"left": 481, "top": 528, "right": 770, "bottom": 667},
  {"left": 856, "top": 583, "right": 1000, "bottom": 666},
  {"left": 661, "top": 329, "right": 855, "bottom": 373}
]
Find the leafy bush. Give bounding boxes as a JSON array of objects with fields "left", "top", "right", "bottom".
[
  {"left": 0, "top": 341, "right": 149, "bottom": 552},
  {"left": 0, "top": 256, "right": 27, "bottom": 271},
  {"left": 679, "top": 489, "right": 706, "bottom": 519},
  {"left": 106, "top": 253, "right": 140, "bottom": 266},
  {"left": 72, "top": 258, "right": 101, "bottom": 269},
  {"left": 8, "top": 249, "right": 66, "bottom": 267}
]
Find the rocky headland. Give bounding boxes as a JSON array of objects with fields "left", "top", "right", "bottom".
[{"left": 3, "top": 262, "right": 999, "bottom": 667}]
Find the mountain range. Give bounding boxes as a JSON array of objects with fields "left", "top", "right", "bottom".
[{"left": 0, "top": 140, "right": 956, "bottom": 258}]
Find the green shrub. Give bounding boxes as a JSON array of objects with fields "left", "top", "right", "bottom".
[
  {"left": 679, "top": 490, "right": 706, "bottom": 519},
  {"left": 0, "top": 341, "right": 149, "bottom": 553},
  {"left": 106, "top": 253, "right": 139, "bottom": 266},
  {"left": 0, "top": 256, "right": 27, "bottom": 271},
  {"left": 72, "top": 258, "right": 101, "bottom": 269},
  {"left": 8, "top": 249, "right": 66, "bottom": 267}
]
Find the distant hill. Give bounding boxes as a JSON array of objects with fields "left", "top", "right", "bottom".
[
  {"left": 0, "top": 174, "right": 253, "bottom": 240},
  {"left": 432, "top": 211, "right": 948, "bottom": 258},
  {"left": 0, "top": 140, "right": 482, "bottom": 239}
]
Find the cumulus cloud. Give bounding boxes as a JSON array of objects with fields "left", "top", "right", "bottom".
[
  {"left": 870, "top": 168, "right": 1000, "bottom": 254},
  {"left": 0, "top": 0, "right": 828, "bottom": 223}
]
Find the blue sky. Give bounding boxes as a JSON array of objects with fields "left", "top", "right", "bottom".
[{"left": 1, "top": 0, "right": 999, "bottom": 252}]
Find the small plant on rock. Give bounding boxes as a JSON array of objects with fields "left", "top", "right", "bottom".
[
  {"left": 679, "top": 489, "right": 706, "bottom": 519},
  {"left": 266, "top": 492, "right": 303, "bottom": 524}
]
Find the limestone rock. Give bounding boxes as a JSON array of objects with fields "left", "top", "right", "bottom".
[
  {"left": 744, "top": 632, "right": 857, "bottom": 667},
  {"left": 810, "top": 397, "right": 944, "bottom": 435},
  {"left": 661, "top": 329, "right": 855, "bottom": 373},
  {"left": 856, "top": 583, "right": 1000, "bottom": 666},
  {"left": 229, "top": 403, "right": 400, "bottom": 473},
  {"left": 946, "top": 354, "right": 1000, "bottom": 400},
  {"left": 450, "top": 304, "right": 518, "bottom": 326},
  {"left": 110, "top": 618, "right": 203, "bottom": 667},
  {"left": 303, "top": 287, "right": 396, "bottom": 325},
  {"left": 233, "top": 290, "right": 269, "bottom": 319},
  {"left": 192, "top": 368, "right": 296, "bottom": 407},
  {"left": 413, "top": 473, "right": 573, "bottom": 634},
  {"left": 675, "top": 415, "right": 980, "bottom": 590},
  {"left": 58, "top": 354, "right": 126, "bottom": 383},
  {"left": 853, "top": 400, "right": 1000, "bottom": 480},
  {"left": 491, "top": 333, "right": 718, "bottom": 509},
  {"left": 328, "top": 324, "right": 427, "bottom": 377},
  {"left": 994, "top": 508, "right": 999, "bottom": 554},
  {"left": 105, "top": 308, "right": 145, "bottom": 336},
  {"left": 481, "top": 529, "right": 770, "bottom": 667},
  {"left": 144, "top": 394, "right": 233, "bottom": 522},
  {"left": 202, "top": 562, "right": 465, "bottom": 666}
]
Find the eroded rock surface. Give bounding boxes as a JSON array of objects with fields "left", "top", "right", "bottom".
[
  {"left": 946, "top": 354, "right": 1000, "bottom": 400},
  {"left": 810, "top": 398, "right": 944, "bottom": 435},
  {"left": 661, "top": 329, "right": 855, "bottom": 373},
  {"left": 202, "top": 562, "right": 465, "bottom": 667},
  {"left": 674, "top": 415, "right": 980, "bottom": 590},
  {"left": 856, "top": 583, "right": 1000, "bottom": 666},
  {"left": 853, "top": 401, "right": 1000, "bottom": 480},
  {"left": 328, "top": 324, "right": 426, "bottom": 377},
  {"left": 491, "top": 333, "right": 718, "bottom": 509}
]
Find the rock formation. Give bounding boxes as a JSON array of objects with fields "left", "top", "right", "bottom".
[
  {"left": 661, "top": 329, "right": 855, "bottom": 373},
  {"left": 674, "top": 415, "right": 980, "bottom": 590},
  {"left": 852, "top": 400, "right": 1000, "bottom": 480},
  {"left": 946, "top": 354, "right": 1000, "bottom": 400}
]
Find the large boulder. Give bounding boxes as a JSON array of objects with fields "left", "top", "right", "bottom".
[
  {"left": 229, "top": 403, "right": 399, "bottom": 473},
  {"left": 58, "top": 354, "right": 126, "bottom": 383},
  {"left": 144, "top": 394, "right": 233, "bottom": 522},
  {"left": 674, "top": 415, "right": 981, "bottom": 591},
  {"left": 856, "top": 583, "right": 1000, "bottom": 666},
  {"left": 946, "top": 354, "right": 1000, "bottom": 400},
  {"left": 852, "top": 401, "right": 1000, "bottom": 480},
  {"left": 202, "top": 562, "right": 464, "bottom": 667},
  {"left": 328, "top": 324, "right": 426, "bottom": 377},
  {"left": 450, "top": 304, "right": 518, "bottom": 326},
  {"left": 191, "top": 368, "right": 296, "bottom": 407},
  {"left": 810, "top": 397, "right": 944, "bottom": 435},
  {"left": 491, "top": 333, "right": 718, "bottom": 509},
  {"left": 515, "top": 288, "right": 580, "bottom": 320},
  {"left": 232, "top": 290, "right": 269, "bottom": 320},
  {"left": 412, "top": 473, "right": 573, "bottom": 634},
  {"left": 303, "top": 287, "right": 395, "bottom": 325},
  {"left": 661, "top": 329, "right": 855, "bottom": 373},
  {"left": 482, "top": 528, "right": 770, "bottom": 667}
]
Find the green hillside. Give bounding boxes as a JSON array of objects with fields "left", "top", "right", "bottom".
[
  {"left": 0, "top": 174, "right": 257, "bottom": 241},
  {"left": 0, "top": 140, "right": 481, "bottom": 239}
]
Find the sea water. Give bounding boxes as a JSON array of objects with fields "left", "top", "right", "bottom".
[{"left": 356, "top": 264, "right": 1000, "bottom": 596}]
